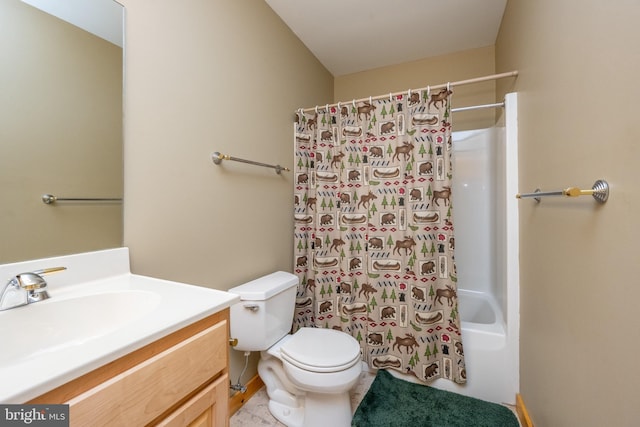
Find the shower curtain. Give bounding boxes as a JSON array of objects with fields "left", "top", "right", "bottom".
[{"left": 293, "top": 89, "right": 466, "bottom": 384}]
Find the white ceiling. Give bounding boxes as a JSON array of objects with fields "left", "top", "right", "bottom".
[
  {"left": 21, "top": 0, "right": 123, "bottom": 47},
  {"left": 265, "top": 0, "right": 507, "bottom": 76}
]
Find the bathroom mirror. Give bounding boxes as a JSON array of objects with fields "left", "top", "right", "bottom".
[{"left": 0, "top": 0, "right": 124, "bottom": 264}]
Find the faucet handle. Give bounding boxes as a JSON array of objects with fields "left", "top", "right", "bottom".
[
  {"left": 17, "top": 267, "right": 66, "bottom": 290},
  {"left": 32, "top": 267, "right": 67, "bottom": 276}
]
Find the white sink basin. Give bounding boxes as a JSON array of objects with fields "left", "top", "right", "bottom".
[
  {"left": 0, "top": 248, "right": 240, "bottom": 403},
  {"left": 0, "top": 290, "right": 161, "bottom": 365}
]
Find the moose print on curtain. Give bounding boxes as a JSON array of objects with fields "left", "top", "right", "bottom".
[{"left": 293, "top": 88, "right": 466, "bottom": 385}]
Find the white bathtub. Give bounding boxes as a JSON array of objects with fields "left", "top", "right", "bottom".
[
  {"left": 459, "top": 290, "right": 501, "bottom": 327},
  {"left": 437, "top": 290, "right": 513, "bottom": 403},
  {"left": 388, "top": 289, "right": 514, "bottom": 404}
]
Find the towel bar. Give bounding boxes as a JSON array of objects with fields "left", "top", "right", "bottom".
[
  {"left": 42, "top": 194, "right": 123, "bottom": 204},
  {"left": 211, "top": 152, "right": 289, "bottom": 174},
  {"left": 516, "top": 180, "right": 609, "bottom": 203}
]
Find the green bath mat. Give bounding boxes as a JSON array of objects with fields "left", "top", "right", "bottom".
[{"left": 352, "top": 370, "right": 519, "bottom": 427}]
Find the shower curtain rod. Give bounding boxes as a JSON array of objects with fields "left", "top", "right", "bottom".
[
  {"left": 300, "top": 70, "right": 518, "bottom": 113},
  {"left": 451, "top": 101, "right": 504, "bottom": 113}
]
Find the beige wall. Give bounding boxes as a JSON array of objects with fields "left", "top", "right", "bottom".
[
  {"left": 0, "top": 0, "right": 123, "bottom": 263},
  {"left": 119, "top": 0, "right": 332, "bottom": 383},
  {"left": 335, "top": 46, "right": 497, "bottom": 131},
  {"left": 496, "top": 2, "right": 640, "bottom": 426},
  {"left": 120, "top": 0, "right": 332, "bottom": 287}
]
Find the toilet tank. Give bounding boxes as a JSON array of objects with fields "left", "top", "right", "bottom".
[{"left": 228, "top": 271, "right": 298, "bottom": 351}]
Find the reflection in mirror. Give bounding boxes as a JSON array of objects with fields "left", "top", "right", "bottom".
[{"left": 0, "top": 0, "right": 123, "bottom": 263}]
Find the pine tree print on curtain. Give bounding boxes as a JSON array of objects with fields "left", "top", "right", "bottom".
[{"left": 293, "top": 88, "right": 466, "bottom": 384}]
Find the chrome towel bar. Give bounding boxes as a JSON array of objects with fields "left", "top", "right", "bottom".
[
  {"left": 42, "top": 194, "right": 123, "bottom": 204},
  {"left": 516, "top": 179, "right": 609, "bottom": 203},
  {"left": 211, "top": 152, "right": 290, "bottom": 174}
]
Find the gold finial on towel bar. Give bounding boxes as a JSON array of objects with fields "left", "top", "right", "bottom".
[{"left": 516, "top": 179, "right": 609, "bottom": 203}]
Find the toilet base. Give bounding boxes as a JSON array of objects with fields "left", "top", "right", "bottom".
[
  {"left": 258, "top": 348, "right": 358, "bottom": 427},
  {"left": 267, "top": 390, "right": 352, "bottom": 427},
  {"left": 268, "top": 399, "right": 304, "bottom": 427},
  {"left": 302, "top": 391, "right": 353, "bottom": 427}
]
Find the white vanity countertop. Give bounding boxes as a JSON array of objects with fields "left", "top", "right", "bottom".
[{"left": 0, "top": 248, "right": 239, "bottom": 403}]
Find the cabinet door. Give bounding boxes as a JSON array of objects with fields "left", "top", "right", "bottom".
[
  {"left": 157, "top": 373, "right": 229, "bottom": 427},
  {"left": 67, "top": 322, "right": 227, "bottom": 426}
]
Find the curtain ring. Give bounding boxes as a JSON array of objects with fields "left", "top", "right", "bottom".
[
  {"left": 427, "top": 85, "right": 430, "bottom": 98},
  {"left": 352, "top": 99, "right": 356, "bottom": 108},
  {"left": 447, "top": 82, "right": 451, "bottom": 91},
  {"left": 408, "top": 88, "right": 411, "bottom": 97},
  {"left": 369, "top": 96, "right": 372, "bottom": 104},
  {"left": 315, "top": 105, "right": 318, "bottom": 114},
  {"left": 325, "top": 104, "right": 329, "bottom": 112},
  {"left": 389, "top": 92, "right": 392, "bottom": 101}
]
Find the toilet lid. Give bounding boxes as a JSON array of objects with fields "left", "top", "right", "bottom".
[{"left": 280, "top": 328, "right": 361, "bottom": 373}]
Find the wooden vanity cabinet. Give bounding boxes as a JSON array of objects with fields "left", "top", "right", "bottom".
[{"left": 29, "top": 309, "right": 231, "bottom": 426}]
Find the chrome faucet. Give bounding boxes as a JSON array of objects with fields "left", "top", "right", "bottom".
[{"left": 0, "top": 267, "right": 66, "bottom": 311}]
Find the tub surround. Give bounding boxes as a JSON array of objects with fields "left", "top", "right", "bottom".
[{"left": 0, "top": 248, "right": 240, "bottom": 403}]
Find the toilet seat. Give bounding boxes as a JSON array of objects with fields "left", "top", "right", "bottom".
[{"left": 280, "top": 328, "right": 361, "bottom": 373}]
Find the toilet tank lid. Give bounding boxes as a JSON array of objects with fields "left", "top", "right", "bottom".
[{"left": 228, "top": 271, "right": 298, "bottom": 301}]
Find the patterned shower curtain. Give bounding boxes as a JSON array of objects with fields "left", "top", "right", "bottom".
[{"left": 293, "top": 88, "right": 466, "bottom": 384}]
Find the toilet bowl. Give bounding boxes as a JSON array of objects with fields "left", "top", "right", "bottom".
[{"left": 228, "top": 272, "right": 362, "bottom": 427}]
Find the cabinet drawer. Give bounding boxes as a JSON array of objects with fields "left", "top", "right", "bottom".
[
  {"left": 67, "top": 321, "right": 227, "bottom": 426},
  {"left": 157, "top": 373, "right": 228, "bottom": 427}
]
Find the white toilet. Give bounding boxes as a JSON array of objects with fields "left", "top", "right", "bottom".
[{"left": 228, "top": 271, "right": 362, "bottom": 427}]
